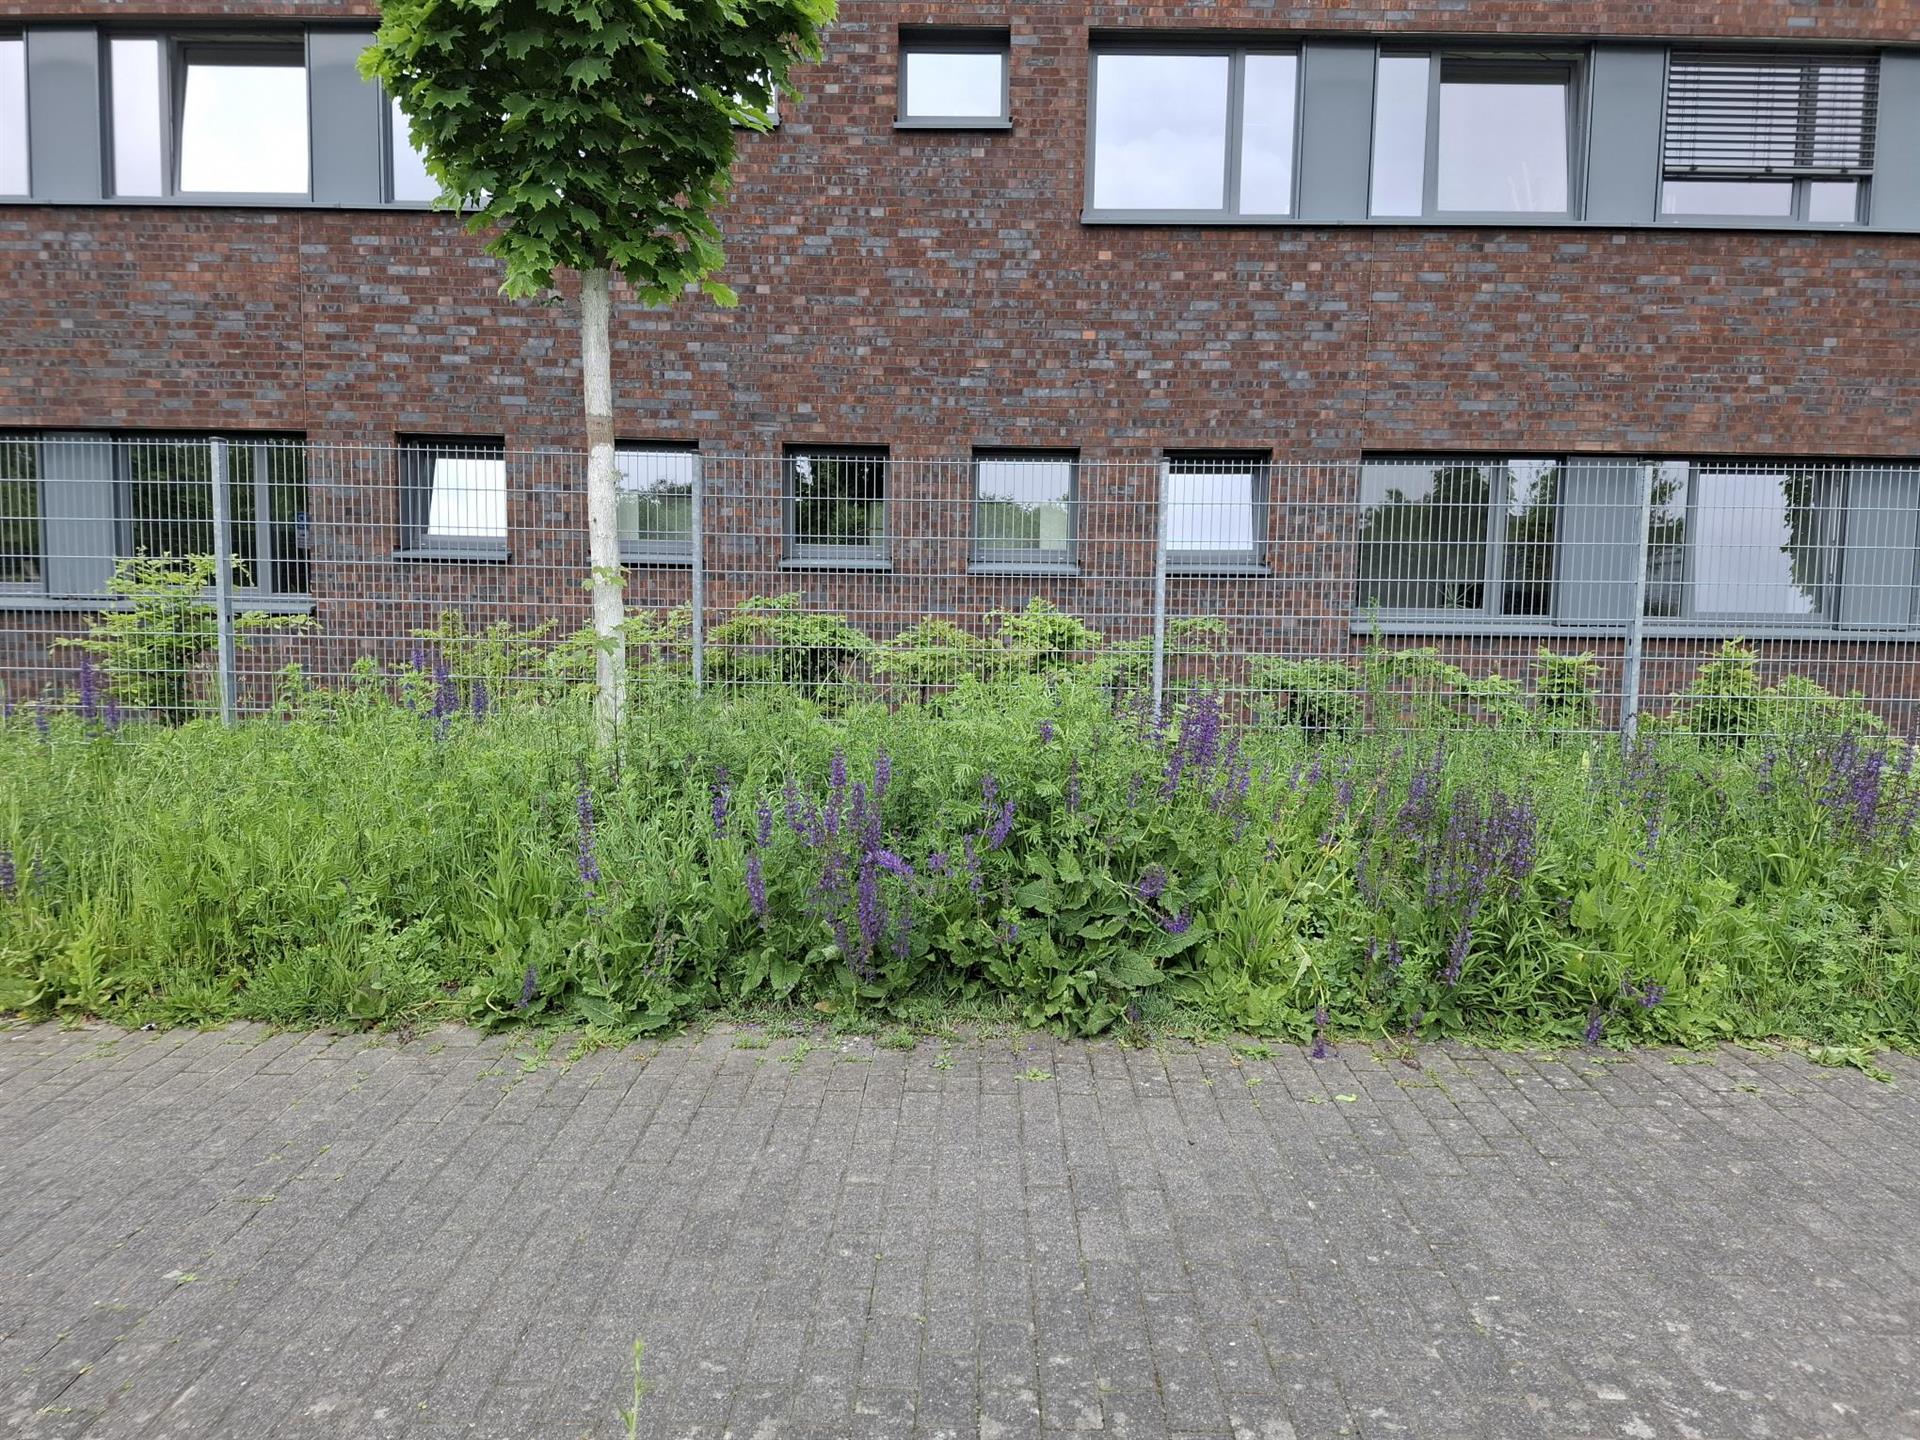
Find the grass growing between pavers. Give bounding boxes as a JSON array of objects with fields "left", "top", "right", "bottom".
[{"left": 3, "top": 663, "right": 1920, "bottom": 1064}]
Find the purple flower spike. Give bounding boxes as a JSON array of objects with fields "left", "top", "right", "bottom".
[
  {"left": 1161, "top": 909, "right": 1192, "bottom": 935},
  {"left": 515, "top": 964, "right": 539, "bottom": 1011},
  {"left": 1310, "top": 1004, "right": 1330, "bottom": 1061},
  {"left": 470, "top": 678, "right": 489, "bottom": 721},
  {"left": 1137, "top": 866, "right": 1167, "bottom": 904},
  {"left": 1038, "top": 719, "right": 1055, "bottom": 745},
  {"left": 1583, "top": 1009, "right": 1605, "bottom": 1046},
  {"left": 78, "top": 656, "right": 99, "bottom": 722},
  {"left": 576, "top": 784, "right": 601, "bottom": 902},
  {"left": 985, "top": 799, "right": 1016, "bottom": 851},
  {"left": 745, "top": 853, "right": 768, "bottom": 923},
  {"left": 873, "top": 749, "right": 892, "bottom": 801},
  {"left": 873, "top": 849, "right": 915, "bottom": 879},
  {"left": 0, "top": 850, "right": 15, "bottom": 901},
  {"left": 755, "top": 797, "right": 774, "bottom": 848},
  {"left": 711, "top": 766, "right": 732, "bottom": 838}
]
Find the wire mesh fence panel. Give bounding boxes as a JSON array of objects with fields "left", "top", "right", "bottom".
[{"left": 2, "top": 438, "right": 1916, "bottom": 738}]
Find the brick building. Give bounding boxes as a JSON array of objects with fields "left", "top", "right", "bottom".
[{"left": 1, "top": 2, "right": 1918, "bottom": 720}]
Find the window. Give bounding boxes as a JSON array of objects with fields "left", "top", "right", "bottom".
[
  {"left": 974, "top": 451, "right": 1074, "bottom": 567},
  {"left": 1661, "top": 54, "right": 1877, "bottom": 223},
  {"left": 787, "top": 448, "right": 887, "bottom": 564},
  {"left": 616, "top": 446, "right": 697, "bottom": 561},
  {"left": 1356, "top": 458, "right": 1560, "bottom": 615},
  {"left": 1089, "top": 47, "right": 1298, "bottom": 218},
  {"left": 108, "top": 37, "right": 309, "bottom": 198},
  {"left": 387, "top": 96, "right": 436, "bottom": 203},
  {"left": 399, "top": 440, "right": 507, "bottom": 557},
  {"left": 1370, "top": 52, "right": 1576, "bottom": 218},
  {"left": 115, "top": 436, "right": 309, "bottom": 596},
  {"left": 1163, "top": 454, "right": 1265, "bottom": 569},
  {"left": 1, "top": 435, "right": 39, "bottom": 590},
  {"left": 0, "top": 36, "right": 25, "bottom": 198},
  {"left": 1644, "top": 462, "right": 1846, "bottom": 621},
  {"left": 898, "top": 31, "right": 1009, "bottom": 127}
]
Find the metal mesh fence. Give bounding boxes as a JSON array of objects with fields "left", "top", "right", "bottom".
[{"left": 2, "top": 437, "right": 1915, "bottom": 737}]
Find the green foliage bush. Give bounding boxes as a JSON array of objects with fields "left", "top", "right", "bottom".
[{"left": 3, "top": 665, "right": 1917, "bottom": 1054}]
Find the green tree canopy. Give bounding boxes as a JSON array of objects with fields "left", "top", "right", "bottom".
[{"left": 360, "top": 0, "right": 835, "bottom": 301}]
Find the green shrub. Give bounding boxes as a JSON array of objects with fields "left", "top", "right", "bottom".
[
  {"left": 1250, "top": 657, "right": 1363, "bottom": 734},
  {"left": 1533, "top": 650, "right": 1602, "bottom": 732},
  {"left": 708, "top": 594, "right": 874, "bottom": 696}
]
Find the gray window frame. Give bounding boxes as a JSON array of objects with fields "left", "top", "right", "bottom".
[
  {"left": 1084, "top": 41, "right": 1303, "bottom": 223},
  {"left": 1162, "top": 451, "right": 1270, "bottom": 573},
  {"left": 1354, "top": 455, "right": 1566, "bottom": 622},
  {"left": 896, "top": 29, "right": 1011, "bottom": 131},
  {"left": 396, "top": 437, "right": 509, "bottom": 562},
  {"left": 616, "top": 442, "right": 699, "bottom": 566},
  {"left": 1656, "top": 52, "right": 1878, "bottom": 228},
  {"left": 103, "top": 32, "right": 313, "bottom": 202},
  {"left": 109, "top": 434, "right": 309, "bottom": 599},
  {"left": 784, "top": 446, "right": 890, "bottom": 569},
  {"left": 1645, "top": 460, "right": 1850, "bottom": 626},
  {"left": 971, "top": 448, "right": 1078, "bottom": 573},
  {"left": 1370, "top": 48, "right": 1584, "bottom": 222}
]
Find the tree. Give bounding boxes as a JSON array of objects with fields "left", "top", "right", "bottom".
[{"left": 361, "top": 0, "right": 836, "bottom": 748}]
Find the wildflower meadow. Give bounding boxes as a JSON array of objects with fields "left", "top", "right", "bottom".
[{"left": 3, "top": 612, "right": 1919, "bottom": 1057}]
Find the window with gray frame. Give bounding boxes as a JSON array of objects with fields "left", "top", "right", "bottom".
[
  {"left": 1370, "top": 52, "right": 1578, "bottom": 218},
  {"left": 1164, "top": 454, "right": 1267, "bottom": 569},
  {"left": 386, "top": 95, "right": 436, "bottom": 203},
  {"left": 898, "top": 30, "right": 1009, "bottom": 128},
  {"left": 108, "top": 35, "right": 310, "bottom": 197},
  {"left": 1, "top": 435, "right": 39, "bottom": 591},
  {"left": 0, "top": 35, "right": 26, "bottom": 197},
  {"left": 787, "top": 448, "right": 888, "bottom": 564},
  {"left": 3, "top": 433, "right": 308, "bottom": 599},
  {"left": 974, "top": 451, "right": 1074, "bottom": 567},
  {"left": 1660, "top": 53, "right": 1878, "bottom": 223},
  {"left": 1644, "top": 461, "right": 1848, "bottom": 621},
  {"left": 1356, "top": 458, "right": 1560, "bottom": 615},
  {"left": 616, "top": 445, "right": 697, "bottom": 561},
  {"left": 398, "top": 439, "right": 507, "bottom": 557},
  {"left": 1357, "top": 455, "right": 1919, "bottom": 631},
  {"left": 1088, "top": 46, "right": 1299, "bottom": 218}
]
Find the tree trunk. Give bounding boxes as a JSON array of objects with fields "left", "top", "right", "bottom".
[{"left": 579, "top": 268, "right": 626, "bottom": 750}]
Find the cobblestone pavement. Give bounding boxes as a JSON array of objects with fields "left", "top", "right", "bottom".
[{"left": 2, "top": 1023, "right": 1918, "bottom": 1440}]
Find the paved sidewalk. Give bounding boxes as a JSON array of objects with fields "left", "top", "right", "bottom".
[{"left": 2, "top": 1023, "right": 1917, "bottom": 1440}]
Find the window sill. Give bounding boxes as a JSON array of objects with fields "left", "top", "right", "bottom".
[
  {"left": 1348, "top": 615, "right": 1920, "bottom": 644},
  {"left": 894, "top": 117, "right": 1012, "bottom": 131},
  {"left": 780, "top": 556, "right": 892, "bottom": 573},
  {"left": 0, "top": 593, "right": 313, "bottom": 616},
  {"left": 621, "top": 551, "right": 694, "bottom": 569},
  {"left": 968, "top": 561, "right": 1080, "bottom": 577},
  {"left": 1167, "top": 562, "right": 1270, "bottom": 578},
  {"left": 393, "top": 547, "right": 511, "bottom": 564},
  {"left": 1077, "top": 210, "right": 1910, "bottom": 236}
]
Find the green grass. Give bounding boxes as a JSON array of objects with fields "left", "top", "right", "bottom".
[{"left": 3, "top": 666, "right": 1918, "bottom": 1057}]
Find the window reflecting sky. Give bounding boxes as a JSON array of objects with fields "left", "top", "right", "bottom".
[
  {"left": 389, "top": 97, "right": 436, "bottom": 202},
  {"left": 1092, "top": 53, "right": 1229, "bottom": 210},
  {"left": 1369, "top": 55, "right": 1429, "bottom": 217},
  {"left": 110, "top": 39, "right": 165, "bottom": 196},
  {"left": 179, "top": 60, "right": 309, "bottom": 193},
  {"left": 1167, "top": 469, "right": 1255, "bottom": 553},
  {"left": 903, "top": 50, "right": 1004, "bottom": 118},
  {"left": 1238, "top": 53, "right": 1297, "bottom": 214},
  {"left": 0, "top": 39, "right": 25, "bottom": 196},
  {"left": 1436, "top": 79, "right": 1567, "bottom": 212},
  {"left": 426, "top": 456, "right": 506, "bottom": 541}
]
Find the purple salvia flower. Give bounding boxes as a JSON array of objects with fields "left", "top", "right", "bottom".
[
  {"left": 856, "top": 861, "right": 886, "bottom": 961},
  {"left": 470, "top": 678, "right": 489, "bottom": 721},
  {"left": 1137, "top": 866, "right": 1167, "bottom": 904},
  {"left": 711, "top": 766, "right": 732, "bottom": 838},
  {"left": 873, "top": 849, "right": 914, "bottom": 879},
  {"left": 830, "top": 749, "right": 848, "bottom": 791},
  {"left": 1161, "top": 909, "right": 1192, "bottom": 935},
  {"left": 1583, "top": 1009, "right": 1605, "bottom": 1046},
  {"left": 576, "top": 784, "right": 601, "bottom": 899},
  {"left": 755, "top": 797, "right": 773, "bottom": 849},
  {"left": 981, "top": 773, "right": 1001, "bottom": 808},
  {"left": 515, "top": 964, "right": 539, "bottom": 1011},
  {"left": 104, "top": 696, "right": 121, "bottom": 733},
  {"left": 1310, "top": 1005, "right": 1330, "bottom": 1061},
  {"left": 873, "top": 749, "right": 892, "bottom": 802},
  {"left": 926, "top": 850, "right": 950, "bottom": 878},
  {"left": 997, "top": 921, "right": 1019, "bottom": 948},
  {"left": 745, "top": 853, "right": 768, "bottom": 923},
  {"left": 429, "top": 653, "right": 458, "bottom": 723},
  {"left": 77, "top": 656, "right": 99, "bottom": 722},
  {"left": 1066, "top": 756, "right": 1082, "bottom": 816},
  {"left": 1640, "top": 982, "right": 1666, "bottom": 1009},
  {"left": 1386, "top": 939, "right": 1404, "bottom": 975},
  {"left": 893, "top": 898, "right": 913, "bottom": 961},
  {"left": 1038, "top": 719, "right": 1055, "bottom": 745},
  {"left": 0, "top": 850, "right": 14, "bottom": 901},
  {"left": 961, "top": 834, "right": 984, "bottom": 896},
  {"left": 33, "top": 694, "right": 49, "bottom": 739},
  {"left": 1442, "top": 925, "right": 1470, "bottom": 986},
  {"left": 985, "top": 799, "right": 1015, "bottom": 851},
  {"left": 1127, "top": 772, "right": 1145, "bottom": 810}
]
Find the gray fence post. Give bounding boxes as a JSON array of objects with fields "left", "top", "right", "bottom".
[
  {"left": 1150, "top": 462, "right": 1170, "bottom": 720},
  {"left": 208, "top": 438, "right": 239, "bottom": 726},
  {"left": 1620, "top": 459, "right": 1655, "bottom": 748},
  {"left": 690, "top": 459, "right": 706, "bottom": 693}
]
